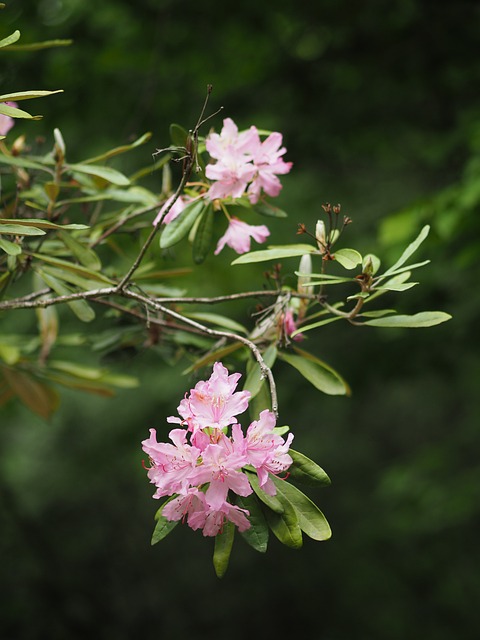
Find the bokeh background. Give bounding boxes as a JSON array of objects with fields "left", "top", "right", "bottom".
[{"left": 1, "top": 1, "right": 479, "bottom": 638}]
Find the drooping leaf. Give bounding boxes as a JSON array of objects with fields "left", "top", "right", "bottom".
[
  {"left": 59, "top": 231, "right": 102, "bottom": 271},
  {"left": 290, "top": 315, "right": 342, "bottom": 337},
  {"left": 213, "top": 521, "right": 235, "bottom": 578},
  {"left": 243, "top": 344, "right": 278, "bottom": 399},
  {"left": 232, "top": 244, "right": 316, "bottom": 265},
  {"left": 151, "top": 500, "right": 179, "bottom": 545},
  {"left": 31, "top": 253, "right": 113, "bottom": 283},
  {"left": 272, "top": 478, "right": 332, "bottom": 541},
  {"left": 278, "top": 350, "right": 349, "bottom": 396},
  {"left": 1, "top": 366, "right": 59, "bottom": 419},
  {"left": 363, "top": 311, "right": 452, "bottom": 328},
  {"left": 264, "top": 491, "right": 303, "bottom": 549},
  {"left": 192, "top": 204, "right": 214, "bottom": 264},
  {"left": 36, "top": 269, "right": 96, "bottom": 322},
  {"left": 288, "top": 449, "right": 331, "bottom": 487},
  {"left": 159, "top": 199, "right": 206, "bottom": 249},
  {"left": 252, "top": 201, "right": 288, "bottom": 218},
  {"left": 247, "top": 471, "right": 284, "bottom": 514},
  {"left": 237, "top": 494, "right": 269, "bottom": 553}
]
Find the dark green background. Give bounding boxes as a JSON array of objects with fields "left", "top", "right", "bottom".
[{"left": 1, "top": 1, "right": 479, "bottom": 638}]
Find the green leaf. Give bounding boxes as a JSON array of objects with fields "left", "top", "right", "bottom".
[
  {"left": 382, "top": 225, "right": 430, "bottom": 276},
  {"left": 278, "top": 350, "right": 349, "bottom": 396},
  {"left": 333, "top": 248, "right": 363, "bottom": 270},
  {"left": 151, "top": 501, "right": 179, "bottom": 545},
  {"left": 159, "top": 199, "right": 206, "bottom": 249},
  {"left": 375, "top": 281, "right": 418, "bottom": 292},
  {"left": 59, "top": 231, "right": 102, "bottom": 271},
  {"left": 291, "top": 315, "right": 342, "bottom": 336},
  {"left": 80, "top": 132, "right": 152, "bottom": 165},
  {"left": 67, "top": 163, "right": 130, "bottom": 186},
  {"left": 30, "top": 253, "right": 113, "bottom": 283},
  {"left": 363, "top": 311, "right": 452, "bottom": 328},
  {"left": 237, "top": 494, "right": 269, "bottom": 553},
  {"left": 0, "top": 224, "right": 45, "bottom": 236},
  {"left": 0, "top": 237, "right": 22, "bottom": 255},
  {"left": 243, "top": 344, "right": 278, "bottom": 399},
  {"left": 169, "top": 123, "right": 189, "bottom": 147},
  {"left": 0, "top": 30, "right": 20, "bottom": 49},
  {"left": 0, "top": 90, "right": 64, "bottom": 102},
  {"left": 192, "top": 204, "right": 214, "bottom": 264},
  {"left": 252, "top": 201, "right": 288, "bottom": 218},
  {"left": 247, "top": 471, "right": 284, "bottom": 514},
  {"left": 288, "top": 449, "right": 331, "bottom": 487},
  {"left": 232, "top": 244, "right": 316, "bottom": 265},
  {"left": 272, "top": 478, "right": 332, "bottom": 541},
  {"left": 185, "top": 311, "right": 247, "bottom": 334},
  {"left": 213, "top": 521, "right": 235, "bottom": 578},
  {"left": 0, "top": 102, "right": 41, "bottom": 120},
  {"left": 264, "top": 492, "right": 303, "bottom": 549},
  {"left": 36, "top": 269, "right": 96, "bottom": 322},
  {"left": 0, "top": 154, "right": 53, "bottom": 172}
]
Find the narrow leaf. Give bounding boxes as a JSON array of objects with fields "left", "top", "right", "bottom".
[
  {"left": 247, "top": 471, "right": 284, "bottom": 514},
  {"left": 192, "top": 204, "right": 214, "bottom": 264},
  {"left": 213, "top": 521, "right": 235, "bottom": 578},
  {"left": 383, "top": 225, "right": 430, "bottom": 276},
  {"left": 363, "top": 311, "right": 452, "bottom": 328},
  {"left": 232, "top": 245, "right": 316, "bottom": 265},
  {"left": 0, "top": 102, "right": 41, "bottom": 120},
  {"left": 0, "top": 90, "right": 64, "bottom": 102},
  {"left": 151, "top": 500, "right": 179, "bottom": 545},
  {"left": 0, "top": 30, "right": 20, "bottom": 49},
  {"left": 59, "top": 231, "right": 102, "bottom": 271},
  {"left": 264, "top": 493, "right": 303, "bottom": 549},
  {"left": 252, "top": 202, "right": 288, "bottom": 218},
  {"left": 67, "top": 163, "right": 130, "bottom": 186},
  {"left": 243, "top": 344, "right": 278, "bottom": 399},
  {"left": 0, "top": 237, "right": 22, "bottom": 255},
  {"left": 80, "top": 132, "right": 152, "bottom": 165},
  {"left": 1, "top": 366, "right": 59, "bottom": 419},
  {"left": 159, "top": 199, "right": 205, "bottom": 249},
  {"left": 237, "top": 494, "right": 269, "bottom": 553},
  {"left": 36, "top": 269, "right": 95, "bottom": 322},
  {"left": 272, "top": 478, "right": 332, "bottom": 541},
  {"left": 288, "top": 449, "right": 331, "bottom": 487},
  {"left": 278, "top": 351, "right": 349, "bottom": 396},
  {"left": 0, "top": 224, "right": 45, "bottom": 236}
]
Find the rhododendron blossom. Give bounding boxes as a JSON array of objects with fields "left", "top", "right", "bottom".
[
  {"left": 142, "top": 362, "right": 294, "bottom": 537},
  {"left": 214, "top": 217, "right": 270, "bottom": 255}
]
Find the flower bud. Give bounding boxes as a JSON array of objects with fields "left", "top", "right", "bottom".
[
  {"left": 315, "top": 220, "right": 327, "bottom": 254},
  {"left": 297, "top": 253, "right": 312, "bottom": 294}
]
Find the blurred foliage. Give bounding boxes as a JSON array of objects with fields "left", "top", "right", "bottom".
[{"left": 1, "top": 0, "right": 479, "bottom": 639}]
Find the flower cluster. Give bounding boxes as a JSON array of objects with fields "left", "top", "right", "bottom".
[
  {"left": 142, "top": 362, "right": 294, "bottom": 537},
  {"left": 153, "top": 117, "right": 292, "bottom": 255},
  {"left": 205, "top": 117, "right": 293, "bottom": 204}
]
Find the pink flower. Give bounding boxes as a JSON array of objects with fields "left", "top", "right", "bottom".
[
  {"left": 214, "top": 217, "right": 270, "bottom": 255},
  {"left": 142, "top": 427, "right": 201, "bottom": 498},
  {"left": 167, "top": 361, "right": 251, "bottom": 432},
  {"left": 0, "top": 101, "right": 18, "bottom": 137},
  {"left": 205, "top": 147, "right": 256, "bottom": 200},
  {"left": 247, "top": 132, "right": 293, "bottom": 204},
  {"left": 206, "top": 117, "right": 258, "bottom": 159},
  {"left": 244, "top": 409, "right": 294, "bottom": 495},
  {"left": 283, "top": 309, "right": 304, "bottom": 342}
]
